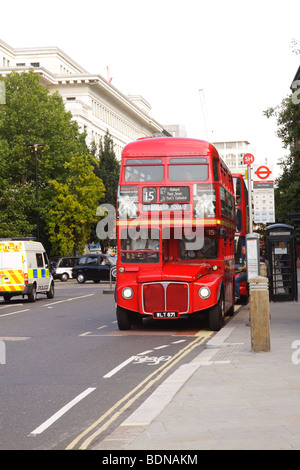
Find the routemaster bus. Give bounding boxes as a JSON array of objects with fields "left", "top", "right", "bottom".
[
  {"left": 233, "top": 173, "right": 249, "bottom": 299},
  {"left": 115, "top": 137, "right": 236, "bottom": 331}
]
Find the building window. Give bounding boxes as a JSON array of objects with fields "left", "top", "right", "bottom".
[
  {"left": 216, "top": 143, "right": 224, "bottom": 149},
  {"left": 225, "top": 142, "right": 236, "bottom": 149},
  {"left": 30, "top": 62, "right": 40, "bottom": 67}
]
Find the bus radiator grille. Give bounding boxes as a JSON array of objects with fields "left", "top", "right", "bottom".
[{"left": 142, "top": 282, "right": 189, "bottom": 314}]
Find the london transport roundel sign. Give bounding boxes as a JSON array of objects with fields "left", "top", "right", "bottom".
[
  {"left": 243, "top": 153, "right": 255, "bottom": 166},
  {"left": 254, "top": 165, "right": 272, "bottom": 180}
]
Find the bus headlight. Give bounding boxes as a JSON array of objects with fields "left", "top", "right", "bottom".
[
  {"left": 122, "top": 287, "right": 134, "bottom": 299},
  {"left": 198, "top": 287, "right": 211, "bottom": 299}
]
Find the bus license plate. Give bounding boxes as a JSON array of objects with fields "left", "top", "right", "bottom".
[{"left": 153, "top": 312, "right": 179, "bottom": 319}]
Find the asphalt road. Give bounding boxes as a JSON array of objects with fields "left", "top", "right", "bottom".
[{"left": 0, "top": 279, "right": 214, "bottom": 450}]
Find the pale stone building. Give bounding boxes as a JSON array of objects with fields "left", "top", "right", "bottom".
[
  {"left": 0, "top": 39, "right": 168, "bottom": 159},
  {"left": 212, "top": 139, "right": 256, "bottom": 176}
]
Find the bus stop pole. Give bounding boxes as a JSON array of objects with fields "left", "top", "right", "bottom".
[{"left": 247, "top": 164, "right": 253, "bottom": 234}]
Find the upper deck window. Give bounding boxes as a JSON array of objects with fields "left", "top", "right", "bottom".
[
  {"left": 124, "top": 158, "right": 163, "bottom": 182},
  {"left": 169, "top": 162, "right": 208, "bottom": 182}
]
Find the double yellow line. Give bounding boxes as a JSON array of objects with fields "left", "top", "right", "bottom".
[{"left": 66, "top": 330, "right": 212, "bottom": 450}]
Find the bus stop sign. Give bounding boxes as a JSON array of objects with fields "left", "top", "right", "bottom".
[{"left": 243, "top": 153, "right": 255, "bottom": 166}]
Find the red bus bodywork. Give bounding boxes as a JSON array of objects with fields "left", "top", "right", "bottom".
[
  {"left": 233, "top": 173, "right": 249, "bottom": 299},
  {"left": 116, "top": 138, "right": 236, "bottom": 331}
]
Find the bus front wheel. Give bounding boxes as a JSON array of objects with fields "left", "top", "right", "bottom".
[
  {"left": 116, "top": 306, "right": 131, "bottom": 330},
  {"left": 209, "top": 293, "right": 225, "bottom": 331}
]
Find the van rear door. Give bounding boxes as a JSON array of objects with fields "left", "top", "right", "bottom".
[{"left": 0, "top": 242, "right": 25, "bottom": 294}]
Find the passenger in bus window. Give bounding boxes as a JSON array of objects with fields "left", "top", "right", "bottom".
[
  {"left": 179, "top": 237, "right": 218, "bottom": 260},
  {"left": 127, "top": 172, "right": 139, "bottom": 181}
]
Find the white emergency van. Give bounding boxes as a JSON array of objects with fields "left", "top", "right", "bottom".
[{"left": 0, "top": 238, "right": 54, "bottom": 302}]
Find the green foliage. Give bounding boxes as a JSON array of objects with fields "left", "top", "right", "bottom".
[
  {"left": 264, "top": 96, "right": 300, "bottom": 149},
  {"left": 264, "top": 95, "right": 300, "bottom": 223},
  {"left": 47, "top": 155, "right": 105, "bottom": 255},
  {"left": 274, "top": 149, "right": 300, "bottom": 223},
  {"left": 90, "top": 131, "right": 120, "bottom": 251},
  {"left": 0, "top": 133, "right": 36, "bottom": 236},
  {"left": 96, "top": 130, "right": 120, "bottom": 207},
  {"left": 0, "top": 70, "right": 96, "bottom": 251}
]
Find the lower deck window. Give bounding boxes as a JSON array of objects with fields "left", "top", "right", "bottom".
[
  {"left": 120, "top": 229, "right": 159, "bottom": 264},
  {"left": 120, "top": 252, "right": 159, "bottom": 264},
  {"left": 178, "top": 236, "right": 218, "bottom": 259}
]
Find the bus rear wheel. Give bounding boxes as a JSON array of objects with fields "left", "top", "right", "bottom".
[
  {"left": 116, "top": 306, "right": 132, "bottom": 330},
  {"left": 209, "top": 293, "right": 225, "bottom": 331}
]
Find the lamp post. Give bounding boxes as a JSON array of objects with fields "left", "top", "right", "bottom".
[{"left": 27, "top": 143, "right": 44, "bottom": 240}]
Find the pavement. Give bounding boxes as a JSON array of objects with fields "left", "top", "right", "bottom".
[{"left": 94, "top": 271, "right": 300, "bottom": 451}]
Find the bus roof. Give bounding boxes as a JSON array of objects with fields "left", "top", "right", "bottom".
[
  {"left": 232, "top": 173, "right": 244, "bottom": 178},
  {"left": 122, "top": 137, "right": 219, "bottom": 158}
]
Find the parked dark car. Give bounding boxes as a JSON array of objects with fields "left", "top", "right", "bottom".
[
  {"left": 72, "top": 254, "right": 117, "bottom": 283},
  {"left": 50, "top": 256, "right": 79, "bottom": 282}
]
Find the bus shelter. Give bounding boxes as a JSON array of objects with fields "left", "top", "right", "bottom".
[{"left": 266, "top": 224, "right": 298, "bottom": 302}]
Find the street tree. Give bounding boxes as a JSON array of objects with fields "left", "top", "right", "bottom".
[
  {"left": 264, "top": 94, "right": 300, "bottom": 223},
  {"left": 96, "top": 130, "right": 120, "bottom": 208},
  {"left": 47, "top": 154, "right": 105, "bottom": 256},
  {"left": 0, "top": 70, "right": 89, "bottom": 248},
  {"left": 92, "top": 130, "right": 120, "bottom": 251}
]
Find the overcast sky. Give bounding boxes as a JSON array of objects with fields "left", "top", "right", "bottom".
[{"left": 2, "top": 0, "right": 300, "bottom": 177}]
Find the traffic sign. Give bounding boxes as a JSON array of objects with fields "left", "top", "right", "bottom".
[{"left": 243, "top": 153, "right": 255, "bottom": 166}]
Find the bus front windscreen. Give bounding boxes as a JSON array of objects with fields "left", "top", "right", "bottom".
[
  {"left": 169, "top": 164, "right": 208, "bottom": 181},
  {"left": 124, "top": 159, "right": 163, "bottom": 182}
]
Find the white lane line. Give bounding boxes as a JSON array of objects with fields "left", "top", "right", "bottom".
[
  {"left": 154, "top": 344, "right": 169, "bottom": 350},
  {"left": 44, "top": 293, "right": 94, "bottom": 307},
  {"left": 0, "top": 309, "right": 30, "bottom": 318},
  {"left": 0, "top": 336, "right": 29, "bottom": 341},
  {"left": 103, "top": 356, "right": 137, "bottom": 378},
  {"left": 30, "top": 387, "right": 96, "bottom": 436},
  {"left": 0, "top": 303, "right": 24, "bottom": 310}
]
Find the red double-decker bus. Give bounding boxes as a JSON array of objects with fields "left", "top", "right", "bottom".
[{"left": 115, "top": 137, "right": 236, "bottom": 331}]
